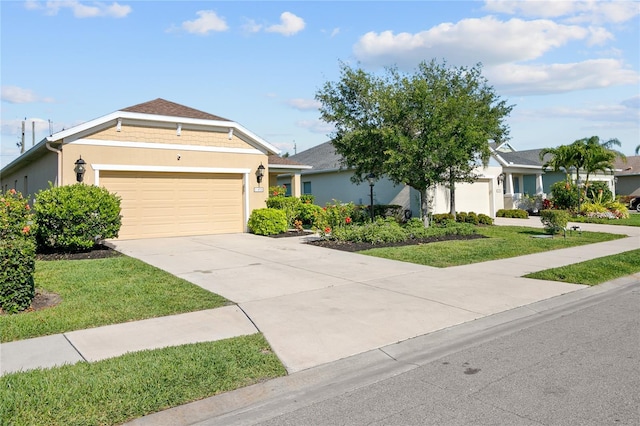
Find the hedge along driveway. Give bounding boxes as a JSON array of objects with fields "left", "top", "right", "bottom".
[{"left": 0, "top": 255, "right": 229, "bottom": 342}]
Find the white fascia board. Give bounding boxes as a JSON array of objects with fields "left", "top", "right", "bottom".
[
  {"left": 92, "top": 164, "right": 250, "bottom": 174},
  {"left": 47, "top": 110, "right": 281, "bottom": 155},
  {"left": 269, "top": 164, "right": 313, "bottom": 170},
  {"left": 71, "top": 139, "right": 262, "bottom": 155}
]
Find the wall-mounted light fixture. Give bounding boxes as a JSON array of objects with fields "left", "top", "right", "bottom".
[
  {"left": 256, "top": 163, "right": 265, "bottom": 184},
  {"left": 74, "top": 156, "right": 87, "bottom": 182},
  {"left": 497, "top": 173, "right": 505, "bottom": 186}
]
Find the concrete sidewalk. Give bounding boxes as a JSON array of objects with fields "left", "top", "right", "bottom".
[{"left": 1, "top": 217, "right": 638, "bottom": 376}]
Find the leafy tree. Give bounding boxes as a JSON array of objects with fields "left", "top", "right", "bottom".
[
  {"left": 540, "top": 144, "right": 578, "bottom": 182},
  {"left": 316, "top": 59, "right": 513, "bottom": 225}
]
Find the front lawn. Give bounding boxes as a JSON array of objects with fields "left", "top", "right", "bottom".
[
  {"left": 0, "top": 334, "right": 286, "bottom": 426},
  {"left": 524, "top": 249, "right": 640, "bottom": 285},
  {"left": 359, "top": 226, "right": 624, "bottom": 267},
  {"left": 0, "top": 256, "right": 229, "bottom": 342}
]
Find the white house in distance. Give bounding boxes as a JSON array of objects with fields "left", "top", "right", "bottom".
[{"left": 278, "top": 141, "right": 505, "bottom": 218}]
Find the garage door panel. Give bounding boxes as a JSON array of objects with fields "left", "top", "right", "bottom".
[{"left": 101, "top": 171, "right": 243, "bottom": 239}]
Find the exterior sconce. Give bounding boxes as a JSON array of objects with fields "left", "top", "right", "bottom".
[
  {"left": 74, "top": 156, "right": 87, "bottom": 182},
  {"left": 497, "top": 173, "right": 505, "bottom": 186},
  {"left": 256, "top": 163, "right": 265, "bottom": 184}
]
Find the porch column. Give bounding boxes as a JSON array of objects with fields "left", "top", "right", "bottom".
[
  {"left": 291, "top": 173, "right": 302, "bottom": 197},
  {"left": 535, "top": 173, "right": 544, "bottom": 195},
  {"left": 505, "top": 172, "right": 514, "bottom": 195}
]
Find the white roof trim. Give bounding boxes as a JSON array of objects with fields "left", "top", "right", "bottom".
[
  {"left": 269, "top": 164, "right": 313, "bottom": 170},
  {"left": 71, "top": 138, "right": 263, "bottom": 155},
  {"left": 47, "top": 110, "right": 280, "bottom": 155}
]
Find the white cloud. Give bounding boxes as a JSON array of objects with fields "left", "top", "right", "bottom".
[
  {"left": 487, "top": 59, "right": 640, "bottom": 95},
  {"left": 353, "top": 16, "right": 588, "bottom": 68},
  {"left": 182, "top": 10, "right": 228, "bottom": 35},
  {"left": 241, "top": 18, "right": 262, "bottom": 34},
  {"left": 287, "top": 98, "right": 321, "bottom": 111},
  {"left": 331, "top": 28, "right": 340, "bottom": 37},
  {"left": 1, "top": 86, "right": 54, "bottom": 104},
  {"left": 621, "top": 95, "right": 640, "bottom": 109},
  {"left": 483, "top": 0, "right": 640, "bottom": 24},
  {"left": 266, "top": 12, "right": 305, "bottom": 36},
  {"left": 296, "top": 119, "right": 334, "bottom": 135},
  {"left": 25, "top": 1, "right": 131, "bottom": 18}
]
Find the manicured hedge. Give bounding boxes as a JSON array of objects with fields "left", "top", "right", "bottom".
[{"left": 248, "top": 208, "right": 287, "bottom": 235}]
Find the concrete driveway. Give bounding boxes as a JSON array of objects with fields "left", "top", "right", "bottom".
[{"left": 110, "top": 229, "right": 592, "bottom": 373}]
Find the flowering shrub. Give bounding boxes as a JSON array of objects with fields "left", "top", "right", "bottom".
[
  {"left": 315, "top": 200, "right": 357, "bottom": 236},
  {"left": 266, "top": 196, "right": 301, "bottom": 227},
  {"left": 550, "top": 181, "right": 580, "bottom": 212},
  {"left": 300, "top": 194, "right": 315, "bottom": 204},
  {"left": 0, "top": 189, "right": 36, "bottom": 313},
  {"left": 35, "top": 183, "right": 121, "bottom": 252},
  {"left": 268, "top": 186, "right": 287, "bottom": 197},
  {"left": 542, "top": 198, "right": 553, "bottom": 210}
]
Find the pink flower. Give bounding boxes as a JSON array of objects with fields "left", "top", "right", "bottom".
[
  {"left": 22, "top": 226, "right": 30, "bottom": 234},
  {"left": 9, "top": 189, "right": 16, "bottom": 195}
]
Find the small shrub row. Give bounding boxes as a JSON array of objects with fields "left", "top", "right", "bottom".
[
  {"left": 497, "top": 209, "right": 529, "bottom": 219},
  {"left": 247, "top": 208, "right": 288, "bottom": 236},
  {"left": 329, "top": 217, "right": 477, "bottom": 245},
  {"left": 432, "top": 212, "right": 493, "bottom": 225}
]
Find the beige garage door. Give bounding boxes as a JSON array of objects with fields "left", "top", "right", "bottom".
[{"left": 101, "top": 171, "right": 243, "bottom": 239}]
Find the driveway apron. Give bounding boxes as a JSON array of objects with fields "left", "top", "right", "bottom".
[{"left": 111, "top": 231, "right": 592, "bottom": 373}]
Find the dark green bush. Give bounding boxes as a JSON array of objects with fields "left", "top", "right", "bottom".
[
  {"left": 0, "top": 238, "right": 36, "bottom": 313},
  {"left": 457, "top": 211, "right": 479, "bottom": 225},
  {"left": 248, "top": 208, "right": 287, "bottom": 235},
  {"left": 540, "top": 209, "right": 570, "bottom": 234},
  {"left": 266, "top": 196, "right": 301, "bottom": 227},
  {"left": 297, "top": 203, "right": 323, "bottom": 227},
  {"left": 431, "top": 213, "right": 455, "bottom": 225},
  {"left": 34, "top": 184, "right": 121, "bottom": 252},
  {"left": 496, "top": 209, "right": 529, "bottom": 218},
  {"left": 478, "top": 214, "right": 493, "bottom": 225},
  {"left": 332, "top": 218, "right": 408, "bottom": 244},
  {"left": 550, "top": 181, "right": 579, "bottom": 211},
  {"left": 585, "top": 181, "right": 613, "bottom": 202},
  {"left": 0, "top": 189, "right": 36, "bottom": 313}
]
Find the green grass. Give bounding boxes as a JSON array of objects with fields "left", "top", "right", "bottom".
[
  {"left": 359, "top": 226, "right": 625, "bottom": 268},
  {"left": 0, "top": 256, "right": 229, "bottom": 342},
  {"left": 524, "top": 249, "right": 640, "bottom": 285},
  {"left": 569, "top": 213, "right": 640, "bottom": 226},
  {"left": 0, "top": 334, "right": 287, "bottom": 426}
]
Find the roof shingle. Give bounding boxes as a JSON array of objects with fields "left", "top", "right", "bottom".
[{"left": 121, "top": 98, "right": 230, "bottom": 121}]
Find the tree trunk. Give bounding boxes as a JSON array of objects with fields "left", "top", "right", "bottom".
[{"left": 420, "top": 187, "right": 430, "bottom": 228}]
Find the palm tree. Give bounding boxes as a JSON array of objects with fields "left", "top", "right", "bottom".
[
  {"left": 540, "top": 144, "right": 577, "bottom": 182},
  {"left": 635, "top": 144, "right": 639, "bottom": 155}
]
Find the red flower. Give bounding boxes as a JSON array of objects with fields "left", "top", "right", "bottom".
[
  {"left": 25, "top": 204, "right": 31, "bottom": 210},
  {"left": 345, "top": 217, "right": 352, "bottom": 224},
  {"left": 324, "top": 227, "right": 331, "bottom": 234},
  {"left": 322, "top": 207, "right": 327, "bottom": 211},
  {"left": 22, "top": 226, "right": 30, "bottom": 234}
]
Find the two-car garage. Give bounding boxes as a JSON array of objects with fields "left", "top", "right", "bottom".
[{"left": 99, "top": 171, "right": 244, "bottom": 240}]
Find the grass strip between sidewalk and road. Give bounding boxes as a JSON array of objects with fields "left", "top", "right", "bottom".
[
  {"left": 0, "top": 256, "right": 229, "bottom": 342},
  {"left": 359, "top": 226, "right": 625, "bottom": 268},
  {"left": 568, "top": 213, "right": 640, "bottom": 227},
  {"left": 0, "top": 334, "right": 287, "bottom": 426},
  {"left": 524, "top": 249, "right": 640, "bottom": 285}
]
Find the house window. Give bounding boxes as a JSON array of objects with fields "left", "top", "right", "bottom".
[
  {"left": 303, "top": 181, "right": 312, "bottom": 194},
  {"left": 283, "top": 183, "right": 291, "bottom": 197}
]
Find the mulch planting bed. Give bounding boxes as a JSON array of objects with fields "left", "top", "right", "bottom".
[
  {"left": 307, "top": 233, "right": 487, "bottom": 252},
  {"left": 36, "top": 245, "right": 122, "bottom": 261}
]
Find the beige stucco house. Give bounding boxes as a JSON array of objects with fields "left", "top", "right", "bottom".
[{"left": 0, "top": 99, "right": 308, "bottom": 239}]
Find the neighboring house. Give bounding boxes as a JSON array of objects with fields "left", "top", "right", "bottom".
[
  {"left": 490, "top": 142, "right": 617, "bottom": 209},
  {"left": 0, "top": 98, "right": 308, "bottom": 239},
  {"left": 278, "top": 141, "right": 505, "bottom": 218},
  {"left": 614, "top": 156, "right": 640, "bottom": 197}
]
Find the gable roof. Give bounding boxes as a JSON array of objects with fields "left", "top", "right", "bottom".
[
  {"left": 289, "top": 141, "right": 344, "bottom": 171},
  {"left": 614, "top": 156, "right": 640, "bottom": 176},
  {"left": 121, "top": 98, "right": 230, "bottom": 121},
  {"left": 495, "top": 148, "right": 550, "bottom": 167}
]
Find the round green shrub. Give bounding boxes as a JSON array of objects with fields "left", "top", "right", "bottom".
[
  {"left": 431, "top": 213, "right": 455, "bottom": 225},
  {"left": 248, "top": 208, "right": 287, "bottom": 235},
  {"left": 478, "top": 214, "right": 493, "bottom": 225},
  {"left": 34, "top": 183, "right": 121, "bottom": 252},
  {"left": 540, "top": 209, "right": 570, "bottom": 234}
]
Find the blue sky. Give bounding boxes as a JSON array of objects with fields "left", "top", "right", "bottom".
[{"left": 2, "top": 0, "right": 639, "bottom": 167}]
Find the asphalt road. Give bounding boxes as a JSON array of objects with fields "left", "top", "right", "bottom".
[{"left": 213, "top": 281, "right": 640, "bottom": 426}]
